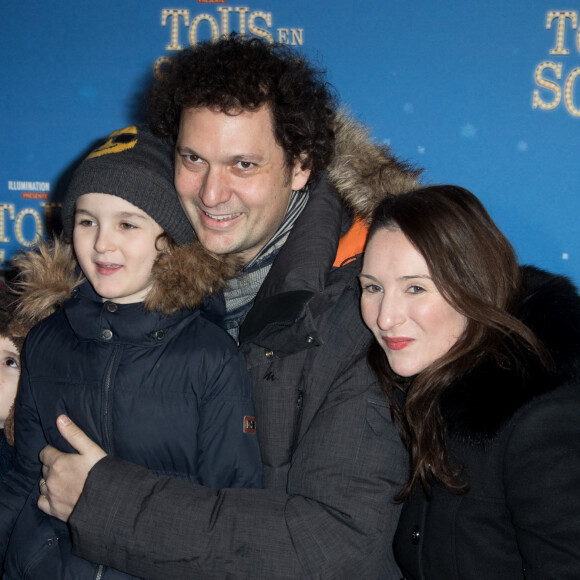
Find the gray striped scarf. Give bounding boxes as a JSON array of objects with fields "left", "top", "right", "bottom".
[{"left": 222, "top": 188, "right": 310, "bottom": 342}]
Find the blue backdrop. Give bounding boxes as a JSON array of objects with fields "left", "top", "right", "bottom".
[{"left": 2, "top": 1, "right": 579, "bottom": 283}]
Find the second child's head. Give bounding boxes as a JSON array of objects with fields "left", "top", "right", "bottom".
[
  {"left": 62, "top": 126, "right": 194, "bottom": 304},
  {"left": 0, "top": 284, "right": 29, "bottom": 440}
]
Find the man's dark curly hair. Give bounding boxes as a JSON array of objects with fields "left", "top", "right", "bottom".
[{"left": 148, "top": 34, "right": 337, "bottom": 181}]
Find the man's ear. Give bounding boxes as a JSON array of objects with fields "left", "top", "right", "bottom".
[{"left": 290, "top": 153, "right": 311, "bottom": 190}]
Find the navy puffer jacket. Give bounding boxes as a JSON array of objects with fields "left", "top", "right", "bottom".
[{"left": 0, "top": 241, "right": 262, "bottom": 579}]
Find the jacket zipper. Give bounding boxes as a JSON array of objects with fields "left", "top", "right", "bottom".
[
  {"left": 102, "top": 345, "right": 122, "bottom": 455},
  {"left": 291, "top": 388, "right": 304, "bottom": 454},
  {"left": 96, "top": 345, "right": 122, "bottom": 579}
]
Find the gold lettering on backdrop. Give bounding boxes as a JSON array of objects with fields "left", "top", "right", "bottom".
[
  {"left": 235, "top": 7, "right": 250, "bottom": 36},
  {"left": 565, "top": 67, "right": 580, "bottom": 115},
  {"left": 249, "top": 11, "right": 274, "bottom": 42},
  {"left": 162, "top": 9, "right": 189, "bottom": 50},
  {"left": 277, "top": 28, "right": 304, "bottom": 46},
  {"left": 189, "top": 13, "right": 220, "bottom": 44},
  {"left": 14, "top": 208, "right": 43, "bottom": 247},
  {"left": 0, "top": 203, "right": 59, "bottom": 249},
  {"left": 156, "top": 6, "right": 304, "bottom": 73},
  {"left": 217, "top": 7, "right": 233, "bottom": 35},
  {"left": 154, "top": 56, "right": 171, "bottom": 77},
  {"left": 547, "top": 11, "right": 578, "bottom": 55},
  {"left": 533, "top": 62, "right": 563, "bottom": 110},
  {"left": 533, "top": 11, "right": 580, "bottom": 116},
  {"left": 0, "top": 205, "right": 15, "bottom": 243}
]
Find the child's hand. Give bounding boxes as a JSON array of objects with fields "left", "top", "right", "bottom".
[{"left": 37, "top": 415, "right": 107, "bottom": 522}]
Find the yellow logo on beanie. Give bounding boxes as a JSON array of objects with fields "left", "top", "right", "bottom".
[{"left": 86, "top": 126, "right": 138, "bottom": 160}]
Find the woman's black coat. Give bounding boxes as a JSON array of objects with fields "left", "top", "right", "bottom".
[{"left": 395, "top": 266, "right": 580, "bottom": 579}]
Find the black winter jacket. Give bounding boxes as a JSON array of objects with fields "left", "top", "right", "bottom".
[
  {"left": 0, "top": 429, "right": 14, "bottom": 480},
  {"left": 395, "top": 266, "right": 580, "bottom": 579},
  {"left": 0, "top": 243, "right": 262, "bottom": 579}
]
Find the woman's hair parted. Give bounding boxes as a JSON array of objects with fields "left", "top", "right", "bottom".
[{"left": 366, "top": 185, "right": 549, "bottom": 500}]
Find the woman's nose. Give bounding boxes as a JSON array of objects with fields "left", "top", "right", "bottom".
[{"left": 377, "top": 295, "right": 406, "bottom": 330}]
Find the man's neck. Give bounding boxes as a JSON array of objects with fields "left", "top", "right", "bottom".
[{"left": 221, "top": 187, "right": 310, "bottom": 342}]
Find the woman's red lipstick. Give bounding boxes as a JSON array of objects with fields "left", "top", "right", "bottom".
[{"left": 384, "top": 337, "right": 414, "bottom": 351}]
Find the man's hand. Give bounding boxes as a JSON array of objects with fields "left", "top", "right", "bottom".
[{"left": 37, "top": 414, "right": 107, "bottom": 522}]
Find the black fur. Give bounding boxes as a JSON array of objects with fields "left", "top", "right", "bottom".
[{"left": 440, "top": 265, "right": 580, "bottom": 445}]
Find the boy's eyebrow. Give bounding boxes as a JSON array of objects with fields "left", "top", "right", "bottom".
[
  {"left": 0, "top": 346, "right": 19, "bottom": 358},
  {"left": 116, "top": 211, "right": 149, "bottom": 220},
  {"left": 74, "top": 208, "right": 95, "bottom": 217},
  {"left": 75, "top": 208, "right": 149, "bottom": 221}
]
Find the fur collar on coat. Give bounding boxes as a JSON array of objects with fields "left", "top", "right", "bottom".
[
  {"left": 327, "top": 111, "right": 421, "bottom": 220},
  {"left": 440, "top": 265, "right": 580, "bottom": 445},
  {"left": 11, "top": 238, "right": 240, "bottom": 325}
]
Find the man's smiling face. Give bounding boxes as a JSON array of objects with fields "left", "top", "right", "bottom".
[{"left": 174, "top": 105, "right": 310, "bottom": 264}]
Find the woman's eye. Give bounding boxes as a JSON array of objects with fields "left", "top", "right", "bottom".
[
  {"left": 77, "top": 219, "right": 95, "bottom": 227},
  {"left": 120, "top": 222, "right": 136, "bottom": 230},
  {"left": 408, "top": 285, "right": 425, "bottom": 294},
  {"left": 362, "top": 284, "right": 382, "bottom": 294}
]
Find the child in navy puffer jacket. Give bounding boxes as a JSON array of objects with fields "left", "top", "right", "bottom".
[{"left": 0, "top": 126, "right": 262, "bottom": 579}]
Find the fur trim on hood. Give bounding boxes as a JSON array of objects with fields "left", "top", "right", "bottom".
[
  {"left": 440, "top": 266, "right": 580, "bottom": 445},
  {"left": 12, "top": 239, "right": 83, "bottom": 327},
  {"left": 11, "top": 237, "right": 240, "bottom": 324},
  {"left": 328, "top": 110, "right": 422, "bottom": 220}
]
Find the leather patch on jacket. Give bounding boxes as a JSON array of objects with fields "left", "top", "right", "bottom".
[{"left": 243, "top": 416, "right": 257, "bottom": 434}]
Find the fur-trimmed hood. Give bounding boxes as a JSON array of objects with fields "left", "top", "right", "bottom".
[
  {"left": 441, "top": 265, "right": 580, "bottom": 444},
  {"left": 328, "top": 111, "right": 421, "bottom": 219},
  {"left": 12, "top": 237, "right": 239, "bottom": 325}
]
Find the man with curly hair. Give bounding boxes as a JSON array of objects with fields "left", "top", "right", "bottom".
[{"left": 38, "top": 34, "right": 420, "bottom": 579}]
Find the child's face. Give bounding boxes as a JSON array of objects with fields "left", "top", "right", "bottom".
[
  {"left": 0, "top": 336, "right": 20, "bottom": 428},
  {"left": 73, "top": 193, "right": 166, "bottom": 304}
]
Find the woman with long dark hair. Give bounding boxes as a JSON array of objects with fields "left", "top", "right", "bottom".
[{"left": 359, "top": 185, "right": 580, "bottom": 578}]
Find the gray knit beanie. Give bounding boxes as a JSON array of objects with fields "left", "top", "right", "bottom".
[{"left": 62, "top": 125, "right": 194, "bottom": 245}]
